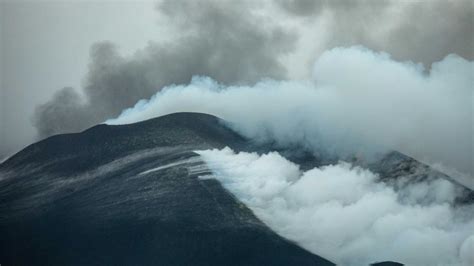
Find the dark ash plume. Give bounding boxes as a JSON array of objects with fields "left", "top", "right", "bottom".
[
  {"left": 33, "top": 87, "right": 90, "bottom": 138},
  {"left": 33, "top": 0, "right": 295, "bottom": 139}
]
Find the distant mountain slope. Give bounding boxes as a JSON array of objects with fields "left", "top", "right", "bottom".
[
  {"left": 0, "top": 113, "right": 333, "bottom": 266},
  {"left": 1, "top": 112, "right": 471, "bottom": 265}
]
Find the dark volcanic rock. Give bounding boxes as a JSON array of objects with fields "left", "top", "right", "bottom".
[
  {"left": 1, "top": 112, "right": 471, "bottom": 266},
  {"left": 371, "top": 261, "right": 404, "bottom": 266},
  {"left": 367, "top": 151, "right": 474, "bottom": 204},
  {"left": 0, "top": 113, "right": 333, "bottom": 266}
]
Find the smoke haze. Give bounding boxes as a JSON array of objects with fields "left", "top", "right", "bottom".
[
  {"left": 32, "top": 0, "right": 294, "bottom": 139},
  {"left": 107, "top": 47, "right": 473, "bottom": 188},
  {"left": 1, "top": 0, "right": 472, "bottom": 159},
  {"left": 197, "top": 147, "right": 474, "bottom": 266},
  {"left": 278, "top": 0, "right": 474, "bottom": 65}
]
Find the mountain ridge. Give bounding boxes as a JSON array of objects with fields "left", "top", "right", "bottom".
[
  {"left": 1, "top": 112, "right": 472, "bottom": 265},
  {"left": 0, "top": 112, "right": 334, "bottom": 266}
]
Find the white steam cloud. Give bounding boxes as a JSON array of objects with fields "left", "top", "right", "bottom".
[
  {"left": 107, "top": 46, "right": 473, "bottom": 188},
  {"left": 196, "top": 147, "right": 474, "bottom": 266}
]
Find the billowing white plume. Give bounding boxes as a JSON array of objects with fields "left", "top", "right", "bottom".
[
  {"left": 107, "top": 46, "right": 473, "bottom": 188},
  {"left": 196, "top": 147, "right": 474, "bottom": 266}
]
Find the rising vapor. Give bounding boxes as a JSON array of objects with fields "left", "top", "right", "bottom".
[
  {"left": 28, "top": 0, "right": 473, "bottom": 154},
  {"left": 108, "top": 47, "right": 474, "bottom": 188},
  {"left": 197, "top": 147, "right": 474, "bottom": 266}
]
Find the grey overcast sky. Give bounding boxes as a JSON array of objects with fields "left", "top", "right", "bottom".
[{"left": 1, "top": 0, "right": 163, "bottom": 158}]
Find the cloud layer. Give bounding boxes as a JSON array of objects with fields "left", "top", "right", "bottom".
[
  {"left": 278, "top": 0, "right": 473, "bottom": 65},
  {"left": 197, "top": 147, "right": 474, "bottom": 266},
  {"left": 108, "top": 47, "right": 473, "bottom": 187},
  {"left": 26, "top": 0, "right": 473, "bottom": 153}
]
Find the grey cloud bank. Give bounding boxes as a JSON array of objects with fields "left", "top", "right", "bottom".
[{"left": 278, "top": 0, "right": 474, "bottom": 65}]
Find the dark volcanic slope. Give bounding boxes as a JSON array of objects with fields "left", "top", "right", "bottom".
[
  {"left": 1, "top": 112, "right": 471, "bottom": 266},
  {"left": 0, "top": 113, "right": 334, "bottom": 266}
]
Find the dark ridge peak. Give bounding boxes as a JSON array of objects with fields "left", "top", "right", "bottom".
[
  {"left": 0, "top": 112, "right": 246, "bottom": 172},
  {"left": 85, "top": 112, "right": 225, "bottom": 133},
  {"left": 0, "top": 112, "right": 334, "bottom": 266},
  {"left": 371, "top": 261, "right": 404, "bottom": 266},
  {"left": 123, "top": 111, "right": 224, "bottom": 127}
]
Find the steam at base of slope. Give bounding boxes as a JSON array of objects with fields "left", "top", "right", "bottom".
[{"left": 196, "top": 147, "right": 474, "bottom": 266}]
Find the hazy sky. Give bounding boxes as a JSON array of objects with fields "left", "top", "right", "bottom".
[{"left": 0, "top": 0, "right": 162, "bottom": 158}]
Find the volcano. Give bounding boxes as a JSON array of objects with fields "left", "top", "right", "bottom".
[{"left": 1, "top": 112, "right": 472, "bottom": 265}]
